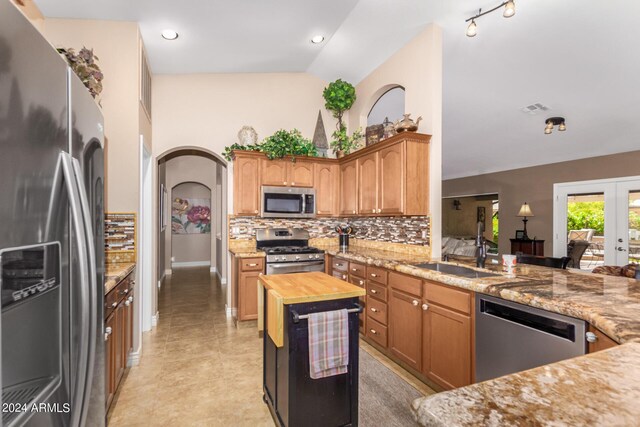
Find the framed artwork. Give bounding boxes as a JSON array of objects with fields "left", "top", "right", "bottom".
[
  {"left": 477, "top": 206, "right": 486, "bottom": 224},
  {"left": 171, "top": 198, "right": 211, "bottom": 234},
  {"left": 515, "top": 229, "right": 525, "bottom": 240}
]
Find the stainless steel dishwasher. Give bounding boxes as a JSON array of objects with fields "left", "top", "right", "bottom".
[{"left": 475, "top": 294, "right": 586, "bottom": 382}]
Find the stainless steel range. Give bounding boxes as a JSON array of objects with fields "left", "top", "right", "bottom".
[{"left": 256, "top": 228, "right": 325, "bottom": 275}]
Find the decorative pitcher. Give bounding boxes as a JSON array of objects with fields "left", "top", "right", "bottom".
[{"left": 394, "top": 114, "right": 422, "bottom": 133}]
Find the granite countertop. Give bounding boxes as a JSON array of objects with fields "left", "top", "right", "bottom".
[
  {"left": 104, "top": 262, "right": 136, "bottom": 294},
  {"left": 326, "top": 247, "right": 640, "bottom": 344},
  {"left": 228, "top": 248, "right": 266, "bottom": 258},
  {"left": 411, "top": 342, "right": 640, "bottom": 427}
]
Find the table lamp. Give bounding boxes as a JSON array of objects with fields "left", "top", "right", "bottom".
[{"left": 517, "top": 202, "right": 534, "bottom": 240}]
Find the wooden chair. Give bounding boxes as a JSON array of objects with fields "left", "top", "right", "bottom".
[{"left": 516, "top": 254, "right": 571, "bottom": 269}]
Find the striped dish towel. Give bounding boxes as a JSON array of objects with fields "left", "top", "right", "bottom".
[{"left": 308, "top": 309, "right": 349, "bottom": 379}]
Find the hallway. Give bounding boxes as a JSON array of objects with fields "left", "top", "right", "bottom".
[{"left": 108, "top": 267, "right": 273, "bottom": 426}]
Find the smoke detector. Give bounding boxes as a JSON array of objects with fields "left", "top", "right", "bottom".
[{"left": 520, "top": 103, "right": 550, "bottom": 115}]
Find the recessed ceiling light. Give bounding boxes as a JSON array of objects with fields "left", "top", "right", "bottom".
[
  {"left": 311, "top": 35, "right": 325, "bottom": 44},
  {"left": 161, "top": 29, "right": 179, "bottom": 40}
]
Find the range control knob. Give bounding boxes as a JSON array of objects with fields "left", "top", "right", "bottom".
[
  {"left": 295, "top": 256, "right": 300, "bottom": 260},
  {"left": 308, "top": 254, "right": 314, "bottom": 259},
  {"left": 315, "top": 254, "right": 320, "bottom": 259}
]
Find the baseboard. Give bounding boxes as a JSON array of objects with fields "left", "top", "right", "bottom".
[
  {"left": 151, "top": 311, "right": 159, "bottom": 327},
  {"left": 221, "top": 277, "right": 227, "bottom": 285},
  {"left": 171, "top": 261, "right": 210, "bottom": 268},
  {"left": 157, "top": 279, "right": 162, "bottom": 290},
  {"left": 165, "top": 269, "right": 172, "bottom": 276},
  {"left": 210, "top": 266, "right": 217, "bottom": 273},
  {"left": 127, "top": 349, "right": 140, "bottom": 367}
]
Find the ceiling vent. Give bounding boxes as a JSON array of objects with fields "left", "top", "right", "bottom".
[{"left": 520, "top": 103, "right": 550, "bottom": 115}]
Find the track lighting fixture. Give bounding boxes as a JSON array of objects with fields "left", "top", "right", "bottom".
[
  {"left": 465, "top": 1, "right": 517, "bottom": 37},
  {"left": 544, "top": 117, "right": 566, "bottom": 135}
]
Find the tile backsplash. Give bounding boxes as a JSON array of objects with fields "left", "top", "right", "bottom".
[{"left": 229, "top": 216, "right": 430, "bottom": 246}]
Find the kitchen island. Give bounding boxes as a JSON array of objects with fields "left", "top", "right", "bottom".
[{"left": 258, "top": 272, "right": 365, "bottom": 427}]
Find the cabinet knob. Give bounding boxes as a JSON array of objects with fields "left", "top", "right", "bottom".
[
  {"left": 128, "top": 296, "right": 133, "bottom": 303},
  {"left": 370, "top": 289, "right": 377, "bottom": 294},
  {"left": 412, "top": 300, "right": 419, "bottom": 306},
  {"left": 342, "top": 274, "right": 347, "bottom": 280},
  {"left": 377, "top": 208, "right": 381, "bottom": 213},
  {"left": 586, "top": 332, "right": 598, "bottom": 343},
  {"left": 254, "top": 210, "right": 258, "bottom": 214},
  {"left": 359, "top": 280, "right": 364, "bottom": 285},
  {"left": 370, "top": 308, "right": 378, "bottom": 313},
  {"left": 291, "top": 182, "right": 295, "bottom": 186},
  {"left": 131, "top": 280, "right": 136, "bottom": 285},
  {"left": 370, "top": 329, "right": 377, "bottom": 335},
  {"left": 352, "top": 210, "right": 356, "bottom": 214},
  {"left": 422, "top": 303, "right": 429, "bottom": 311},
  {"left": 284, "top": 181, "right": 288, "bottom": 185},
  {"left": 351, "top": 268, "right": 357, "bottom": 271},
  {"left": 335, "top": 263, "right": 343, "bottom": 267},
  {"left": 123, "top": 288, "right": 129, "bottom": 294},
  {"left": 105, "top": 326, "right": 112, "bottom": 334},
  {"left": 248, "top": 263, "right": 258, "bottom": 267},
  {"left": 111, "top": 302, "right": 117, "bottom": 308},
  {"left": 125, "top": 300, "right": 130, "bottom": 307},
  {"left": 370, "top": 273, "right": 378, "bottom": 278}
]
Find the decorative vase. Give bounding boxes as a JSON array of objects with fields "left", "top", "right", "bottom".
[
  {"left": 237, "top": 126, "right": 258, "bottom": 146},
  {"left": 394, "top": 114, "right": 423, "bottom": 133},
  {"left": 336, "top": 150, "right": 345, "bottom": 159}
]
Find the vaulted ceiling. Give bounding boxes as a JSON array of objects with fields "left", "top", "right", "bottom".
[{"left": 34, "top": 0, "right": 640, "bottom": 179}]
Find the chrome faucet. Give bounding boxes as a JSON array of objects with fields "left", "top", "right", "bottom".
[{"left": 476, "top": 221, "right": 487, "bottom": 268}]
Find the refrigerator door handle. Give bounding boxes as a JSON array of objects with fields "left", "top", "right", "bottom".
[
  {"left": 60, "top": 152, "right": 92, "bottom": 427},
  {"left": 71, "top": 157, "right": 98, "bottom": 427}
]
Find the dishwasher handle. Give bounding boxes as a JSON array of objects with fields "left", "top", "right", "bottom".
[{"left": 480, "top": 298, "right": 576, "bottom": 342}]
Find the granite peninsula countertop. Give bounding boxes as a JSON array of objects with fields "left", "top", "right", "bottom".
[
  {"left": 411, "top": 342, "right": 640, "bottom": 427},
  {"left": 104, "top": 262, "right": 136, "bottom": 294},
  {"left": 228, "top": 248, "right": 266, "bottom": 258}
]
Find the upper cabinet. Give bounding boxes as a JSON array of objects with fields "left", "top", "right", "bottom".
[
  {"left": 260, "top": 159, "right": 314, "bottom": 187},
  {"left": 340, "top": 159, "right": 358, "bottom": 216},
  {"left": 233, "top": 154, "right": 261, "bottom": 215},
  {"left": 231, "top": 133, "right": 430, "bottom": 216},
  {"left": 315, "top": 163, "right": 339, "bottom": 216}
]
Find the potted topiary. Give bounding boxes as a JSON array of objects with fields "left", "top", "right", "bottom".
[
  {"left": 260, "top": 129, "right": 317, "bottom": 161},
  {"left": 323, "top": 79, "right": 362, "bottom": 157}
]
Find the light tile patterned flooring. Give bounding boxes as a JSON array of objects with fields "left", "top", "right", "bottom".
[
  {"left": 108, "top": 267, "right": 434, "bottom": 426},
  {"left": 108, "top": 267, "right": 272, "bottom": 426}
]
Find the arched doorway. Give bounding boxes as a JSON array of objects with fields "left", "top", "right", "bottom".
[{"left": 156, "top": 147, "right": 228, "bottom": 318}]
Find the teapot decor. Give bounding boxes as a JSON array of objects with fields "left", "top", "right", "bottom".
[{"left": 394, "top": 114, "right": 422, "bottom": 133}]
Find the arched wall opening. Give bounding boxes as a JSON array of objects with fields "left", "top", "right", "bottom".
[
  {"left": 156, "top": 147, "right": 228, "bottom": 295},
  {"left": 367, "top": 86, "right": 405, "bottom": 126}
]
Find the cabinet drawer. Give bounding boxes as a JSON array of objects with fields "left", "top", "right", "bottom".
[
  {"left": 367, "top": 281, "right": 387, "bottom": 302},
  {"left": 366, "top": 317, "right": 388, "bottom": 348},
  {"left": 367, "top": 266, "right": 388, "bottom": 285},
  {"left": 332, "top": 258, "right": 348, "bottom": 272},
  {"left": 348, "top": 275, "right": 366, "bottom": 288},
  {"left": 424, "top": 281, "right": 471, "bottom": 314},
  {"left": 105, "top": 289, "right": 118, "bottom": 319},
  {"left": 116, "top": 279, "right": 132, "bottom": 301},
  {"left": 240, "top": 258, "right": 264, "bottom": 272},
  {"left": 333, "top": 271, "right": 348, "bottom": 281},
  {"left": 389, "top": 271, "right": 422, "bottom": 298},
  {"left": 367, "top": 297, "right": 387, "bottom": 325},
  {"left": 349, "top": 262, "right": 366, "bottom": 278}
]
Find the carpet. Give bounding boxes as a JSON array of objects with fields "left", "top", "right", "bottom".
[{"left": 359, "top": 348, "right": 422, "bottom": 426}]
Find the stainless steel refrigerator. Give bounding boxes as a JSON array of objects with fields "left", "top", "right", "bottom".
[{"left": 0, "top": 1, "right": 105, "bottom": 426}]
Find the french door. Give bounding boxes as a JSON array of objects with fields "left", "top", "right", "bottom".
[{"left": 553, "top": 176, "right": 640, "bottom": 268}]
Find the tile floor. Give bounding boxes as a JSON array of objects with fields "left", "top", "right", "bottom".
[{"left": 108, "top": 267, "right": 434, "bottom": 426}]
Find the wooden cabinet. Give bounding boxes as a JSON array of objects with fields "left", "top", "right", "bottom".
[
  {"left": 358, "top": 152, "right": 378, "bottom": 215},
  {"left": 231, "top": 133, "right": 430, "bottom": 217},
  {"left": 233, "top": 154, "right": 261, "bottom": 215},
  {"left": 261, "top": 159, "right": 288, "bottom": 186},
  {"left": 510, "top": 239, "right": 544, "bottom": 256},
  {"left": 339, "top": 159, "right": 358, "bottom": 216},
  {"left": 105, "top": 269, "right": 136, "bottom": 413},
  {"left": 378, "top": 143, "right": 405, "bottom": 214},
  {"left": 105, "top": 312, "right": 115, "bottom": 409},
  {"left": 587, "top": 324, "right": 618, "bottom": 353},
  {"left": 347, "top": 261, "right": 367, "bottom": 335},
  {"left": 422, "top": 281, "right": 472, "bottom": 390},
  {"left": 260, "top": 159, "right": 314, "bottom": 188},
  {"left": 314, "top": 163, "right": 339, "bottom": 216},
  {"left": 235, "top": 256, "right": 265, "bottom": 321},
  {"left": 389, "top": 288, "right": 422, "bottom": 371}
]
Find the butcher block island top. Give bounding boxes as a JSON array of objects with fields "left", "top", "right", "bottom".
[{"left": 257, "top": 272, "right": 365, "bottom": 347}]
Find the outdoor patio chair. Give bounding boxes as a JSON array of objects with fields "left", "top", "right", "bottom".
[{"left": 566, "top": 239, "right": 590, "bottom": 268}]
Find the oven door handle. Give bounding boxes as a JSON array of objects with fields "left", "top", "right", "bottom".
[{"left": 268, "top": 261, "right": 325, "bottom": 269}]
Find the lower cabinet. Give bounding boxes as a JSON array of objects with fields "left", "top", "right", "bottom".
[
  {"left": 105, "top": 269, "right": 135, "bottom": 413},
  {"left": 234, "top": 256, "right": 265, "bottom": 321},
  {"left": 422, "top": 302, "right": 471, "bottom": 389},
  {"left": 389, "top": 288, "right": 423, "bottom": 371}
]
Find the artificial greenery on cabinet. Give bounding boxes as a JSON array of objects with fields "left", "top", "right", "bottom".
[{"left": 223, "top": 129, "right": 317, "bottom": 162}]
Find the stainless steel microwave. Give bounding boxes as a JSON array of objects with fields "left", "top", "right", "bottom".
[{"left": 260, "top": 186, "right": 316, "bottom": 218}]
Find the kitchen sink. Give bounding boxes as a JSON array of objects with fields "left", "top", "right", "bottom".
[{"left": 413, "top": 263, "right": 500, "bottom": 279}]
